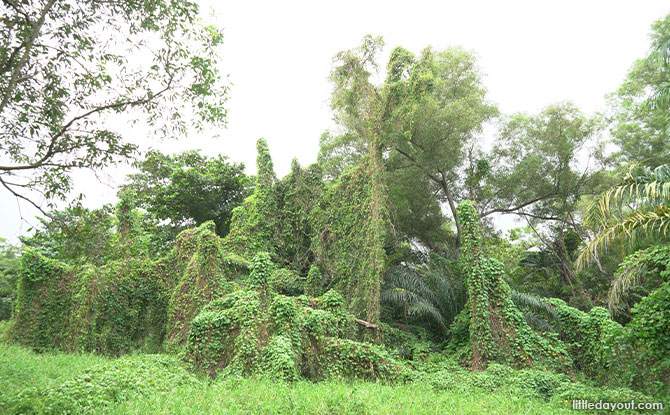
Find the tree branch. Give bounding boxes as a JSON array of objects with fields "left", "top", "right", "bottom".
[
  {"left": 0, "top": 78, "right": 173, "bottom": 172},
  {"left": 0, "top": 0, "right": 56, "bottom": 114}
]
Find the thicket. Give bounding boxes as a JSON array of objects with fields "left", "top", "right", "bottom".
[
  {"left": 5, "top": 140, "right": 669, "bottom": 403},
  {"left": 2, "top": 343, "right": 652, "bottom": 415},
  {"left": 8, "top": 139, "right": 401, "bottom": 383}
]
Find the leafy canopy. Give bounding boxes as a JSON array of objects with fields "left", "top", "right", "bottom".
[
  {"left": 120, "top": 150, "right": 249, "bottom": 238},
  {"left": 0, "top": 0, "right": 228, "bottom": 212}
]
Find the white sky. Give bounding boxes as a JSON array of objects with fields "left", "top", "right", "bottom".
[{"left": 1, "top": 0, "right": 669, "bottom": 242}]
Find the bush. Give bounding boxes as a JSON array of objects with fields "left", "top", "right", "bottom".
[
  {"left": 1, "top": 354, "right": 200, "bottom": 414},
  {"left": 184, "top": 273, "right": 406, "bottom": 382}
]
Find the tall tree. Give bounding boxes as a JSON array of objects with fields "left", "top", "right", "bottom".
[
  {"left": 327, "top": 35, "right": 390, "bottom": 324},
  {"left": 0, "top": 0, "right": 228, "bottom": 212},
  {"left": 481, "top": 103, "right": 600, "bottom": 223},
  {"left": 607, "top": 14, "right": 670, "bottom": 167},
  {"left": 383, "top": 46, "right": 497, "bottom": 245},
  {"left": 321, "top": 41, "right": 600, "bottom": 247}
]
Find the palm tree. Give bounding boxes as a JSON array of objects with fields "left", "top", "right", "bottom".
[
  {"left": 381, "top": 261, "right": 461, "bottom": 332},
  {"left": 576, "top": 164, "right": 670, "bottom": 271},
  {"left": 382, "top": 260, "right": 559, "bottom": 334}
]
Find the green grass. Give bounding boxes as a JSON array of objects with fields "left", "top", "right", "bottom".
[
  {"left": 0, "top": 341, "right": 661, "bottom": 414},
  {"left": 109, "top": 379, "right": 573, "bottom": 415},
  {"left": 0, "top": 341, "right": 109, "bottom": 397}
]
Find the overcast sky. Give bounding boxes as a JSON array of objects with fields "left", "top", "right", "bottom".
[{"left": 1, "top": 0, "right": 669, "bottom": 242}]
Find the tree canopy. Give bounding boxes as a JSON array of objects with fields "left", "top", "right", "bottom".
[
  {"left": 120, "top": 150, "right": 249, "bottom": 238},
  {"left": 0, "top": 0, "right": 228, "bottom": 213}
]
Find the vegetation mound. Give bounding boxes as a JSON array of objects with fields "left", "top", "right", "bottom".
[{"left": 185, "top": 253, "right": 405, "bottom": 381}]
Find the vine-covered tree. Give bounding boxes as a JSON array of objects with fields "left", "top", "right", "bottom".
[
  {"left": 326, "top": 35, "right": 390, "bottom": 325},
  {"left": 0, "top": 0, "right": 228, "bottom": 212}
]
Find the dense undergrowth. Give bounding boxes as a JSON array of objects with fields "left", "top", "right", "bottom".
[
  {"left": 2, "top": 340, "right": 660, "bottom": 415},
  {"left": 2, "top": 139, "right": 667, "bottom": 413}
]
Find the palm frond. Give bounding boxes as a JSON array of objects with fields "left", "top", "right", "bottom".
[
  {"left": 381, "top": 287, "right": 422, "bottom": 305},
  {"left": 417, "top": 263, "right": 457, "bottom": 316},
  {"left": 511, "top": 290, "right": 558, "bottom": 321},
  {"left": 584, "top": 165, "right": 670, "bottom": 225},
  {"left": 577, "top": 165, "right": 670, "bottom": 269},
  {"left": 406, "top": 301, "right": 447, "bottom": 330},
  {"left": 577, "top": 205, "right": 670, "bottom": 270},
  {"left": 382, "top": 259, "right": 461, "bottom": 332},
  {"left": 523, "top": 311, "right": 555, "bottom": 333},
  {"left": 385, "top": 265, "right": 438, "bottom": 305}
]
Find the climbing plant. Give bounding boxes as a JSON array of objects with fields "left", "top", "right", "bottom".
[
  {"left": 224, "top": 138, "right": 280, "bottom": 259},
  {"left": 311, "top": 157, "right": 390, "bottom": 325},
  {"left": 457, "top": 200, "right": 571, "bottom": 371}
]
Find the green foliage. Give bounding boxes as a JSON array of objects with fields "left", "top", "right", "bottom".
[
  {"left": 626, "top": 281, "right": 670, "bottom": 363},
  {"left": 457, "top": 200, "right": 572, "bottom": 372},
  {"left": 305, "top": 265, "right": 323, "bottom": 297},
  {"left": 224, "top": 138, "right": 280, "bottom": 259},
  {"left": 270, "top": 268, "right": 304, "bottom": 296},
  {"left": 311, "top": 158, "right": 389, "bottom": 323},
  {"left": 1, "top": 353, "right": 200, "bottom": 414},
  {"left": 609, "top": 244, "right": 670, "bottom": 312},
  {"left": 612, "top": 281, "right": 670, "bottom": 398},
  {"left": 1, "top": 343, "right": 614, "bottom": 415},
  {"left": 0, "top": 239, "right": 20, "bottom": 321},
  {"left": 10, "top": 220, "right": 252, "bottom": 356},
  {"left": 547, "top": 293, "right": 669, "bottom": 399},
  {"left": 484, "top": 103, "right": 600, "bottom": 222},
  {"left": 424, "top": 362, "right": 651, "bottom": 407},
  {"left": 322, "top": 39, "right": 498, "bottom": 246},
  {"left": 18, "top": 201, "right": 174, "bottom": 263},
  {"left": 20, "top": 205, "right": 118, "bottom": 266},
  {"left": 274, "top": 160, "right": 325, "bottom": 273},
  {"left": 546, "top": 298, "right": 622, "bottom": 379},
  {"left": 184, "top": 278, "right": 404, "bottom": 382},
  {"left": 510, "top": 290, "right": 558, "bottom": 333},
  {"left": 0, "top": 0, "right": 228, "bottom": 208},
  {"left": 165, "top": 222, "right": 248, "bottom": 350},
  {"left": 261, "top": 335, "right": 299, "bottom": 381},
  {"left": 120, "top": 150, "right": 249, "bottom": 238},
  {"left": 608, "top": 14, "right": 670, "bottom": 166},
  {"left": 222, "top": 138, "right": 387, "bottom": 324},
  {"left": 385, "top": 152, "right": 452, "bottom": 250},
  {"left": 248, "top": 252, "right": 274, "bottom": 293},
  {"left": 10, "top": 251, "right": 73, "bottom": 351},
  {"left": 10, "top": 249, "right": 169, "bottom": 355},
  {"left": 577, "top": 164, "right": 670, "bottom": 270},
  {"left": 381, "top": 257, "right": 462, "bottom": 336}
]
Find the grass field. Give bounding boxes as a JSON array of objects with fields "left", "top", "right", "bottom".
[{"left": 0, "top": 337, "right": 662, "bottom": 414}]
